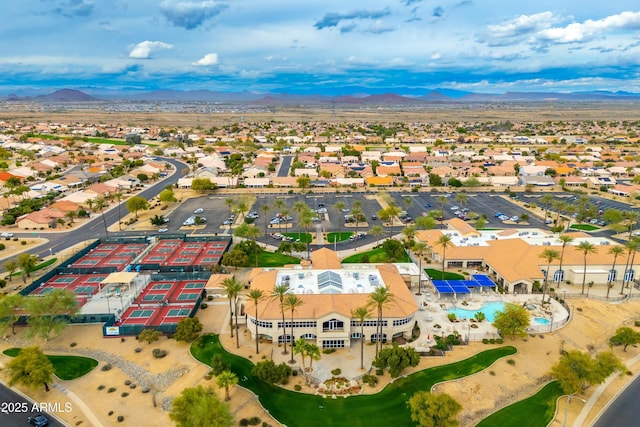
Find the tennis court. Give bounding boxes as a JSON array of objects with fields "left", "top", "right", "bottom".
[
  {"left": 141, "top": 293, "right": 167, "bottom": 302},
  {"left": 175, "top": 292, "right": 200, "bottom": 301},
  {"left": 128, "top": 309, "right": 154, "bottom": 318},
  {"left": 184, "top": 282, "right": 205, "bottom": 289},
  {"left": 73, "top": 285, "right": 97, "bottom": 295},
  {"left": 152, "top": 283, "right": 173, "bottom": 290},
  {"left": 53, "top": 277, "right": 76, "bottom": 284}
]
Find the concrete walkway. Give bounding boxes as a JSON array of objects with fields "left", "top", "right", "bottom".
[{"left": 53, "top": 383, "right": 106, "bottom": 427}]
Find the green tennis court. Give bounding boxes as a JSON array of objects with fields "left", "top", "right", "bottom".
[
  {"left": 54, "top": 277, "right": 76, "bottom": 283},
  {"left": 166, "top": 308, "right": 190, "bottom": 317},
  {"left": 129, "top": 309, "right": 154, "bottom": 318},
  {"left": 152, "top": 283, "right": 173, "bottom": 290},
  {"left": 176, "top": 293, "right": 199, "bottom": 301},
  {"left": 74, "top": 286, "right": 96, "bottom": 294},
  {"left": 143, "top": 294, "right": 165, "bottom": 301},
  {"left": 184, "top": 283, "right": 204, "bottom": 289},
  {"left": 86, "top": 276, "right": 105, "bottom": 282}
]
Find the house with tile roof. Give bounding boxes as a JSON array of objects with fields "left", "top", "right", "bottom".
[{"left": 245, "top": 248, "right": 418, "bottom": 348}]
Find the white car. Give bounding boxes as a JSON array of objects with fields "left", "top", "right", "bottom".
[
  {"left": 510, "top": 216, "right": 520, "bottom": 222},
  {"left": 158, "top": 228, "right": 169, "bottom": 233},
  {"left": 194, "top": 208, "right": 204, "bottom": 214},
  {"left": 0, "top": 232, "right": 14, "bottom": 238}
]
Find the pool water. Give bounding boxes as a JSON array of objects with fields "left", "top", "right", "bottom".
[
  {"left": 447, "top": 301, "right": 506, "bottom": 322},
  {"left": 448, "top": 302, "right": 552, "bottom": 325}
]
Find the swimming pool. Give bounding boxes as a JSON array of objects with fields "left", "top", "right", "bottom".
[
  {"left": 447, "top": 301, "right": 506, "bottom": 322},
  {"left": 447, "top": 302, "right": 552, "bottom": 325}
]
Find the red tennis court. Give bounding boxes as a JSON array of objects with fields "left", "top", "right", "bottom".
[{"left": 69, "top": 243, "right": 146, "bottom": 269}]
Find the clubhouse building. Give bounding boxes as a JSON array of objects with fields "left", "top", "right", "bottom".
[{"left": 246, "top": 248, "right": 419, "bottom": 349}]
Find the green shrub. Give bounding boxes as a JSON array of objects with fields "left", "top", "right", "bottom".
[
  {"left": 121, "top": 392, "right": 129, "bottom": 397},
  {"left": 489, "top": 338, "right": 496, "bottom": 344},
  {"left": 152, "top": 348, "right": 167, "bottom": 358},
  {"left": 97, "top": 385, "right": 105, "bottom": 390},
  {"left": 482, "top": 338, "right": 489, "bottom": 344},
  {"left": 200, "top": 302, "right": 208, "bottom": 309},
  {"left": 20, "top": 240, "right": 27, "bottom": 246},
  {"left": 496, "top": 338, "right": 504, "bottom": 344},
  {"left": 107, "top": 387, "right": 116, "bottom": 393},
  {"left": 362, "top": 374, "right": 378, "bottom": 387},
  {"left": 506, "top": 359, "right": 516, "bottom": 366},
  {"left": 0, "top": 243, "right": 5, "bottom": 250},
  {"left": 101, "top": 364, "right": 112, "bottom": 371},
  {"left": 331, "top": 368, "right": 341, "bottom": 376},
  {"left": 249, "top": 417, "right": 261, "bottom": 425},
  {"left": 323, "top": 348, "right": 335, "bottom": 354},
  {"left": 294, "top": 384, "right": 302, "bottom": 391},
  {"left": 240, "top": 419, "right": 250, "bottom": 427},
  {"left": 70, "top": 342, "right": 77, "bottom": 347},
  {"left": 635, "top": 320, "right": 640, "bottom": 327},
  {"left": 117, "top": 416, "right": 124, "bottom": 423}
]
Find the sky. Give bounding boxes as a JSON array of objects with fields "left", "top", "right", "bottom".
[{"left": 2, "top": 0, "right": 640, "bottom": 95}]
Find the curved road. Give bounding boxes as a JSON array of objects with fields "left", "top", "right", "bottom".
[
  {"left": 592, "top": 374, "right": 640, "bottom": 427},
  {"left": 0, "top": 383, "right": 65, "bottom": 427}
]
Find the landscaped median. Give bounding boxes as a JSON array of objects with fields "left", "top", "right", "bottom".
[{"left": 191, "top": 334, "right": 516, "bottom": 427}]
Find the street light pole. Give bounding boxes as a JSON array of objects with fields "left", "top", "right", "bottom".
[{"left": 562, "top": 394, "right": 587, "bottom": 427}]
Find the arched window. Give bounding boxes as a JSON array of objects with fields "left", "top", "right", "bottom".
[
  {"left": 624, "top": 269, "right": 635, "bottom": 282},
  {"left": 553, "top": 270, "right": 564, "bottom": 283}
]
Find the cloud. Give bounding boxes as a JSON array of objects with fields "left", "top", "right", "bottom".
[
  {"left": 478, "top": 11, "right": 557, "bottom": 46},
  {"left": 51, "top": 0, "right": 94, "bottom": 17},
  {"left": 536, "top": 11, "right": 640, "bottom": 44},
  {"left": 401, "top": 0, "right": 422, "bottom": 5},
  {"left": 129, "top": 41, "right": 173, "bottom": 59},
  {"left": 160, "top": 0, "right": 228, "bottom": 30},
  {"left": 314, "top": 8, "right": 391, "bottom": 30},
  {"left": 192, "top": 53, "right": 219, "bottom": 66},
  {"left": 432, "top": 6, "right": 444, "bottom": 18}
]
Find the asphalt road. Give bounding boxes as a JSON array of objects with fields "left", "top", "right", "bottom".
[
  {"left": 0, "top": 384, "right": 65, "bottom": 427},
  {"left": 277, "top": 156, "right": 293, "bottom": 177},
  {"left": 593, "top": 373, "right": 640, "bottom": 427}
]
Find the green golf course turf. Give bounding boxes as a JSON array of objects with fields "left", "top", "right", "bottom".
[
  {"left": 3, "top": 348, "right": 98, "bottom": 380},
  {"left": 191, "top": 334, "right": 516, "bottom": 427},
  {"left": 476, "top": 381, "right": 563, "bottom": 427}
]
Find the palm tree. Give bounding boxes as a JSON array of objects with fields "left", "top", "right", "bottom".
[
  {"left": 454, "top": 192, "right": 468, "bottom": 211},
  {"left": 221, "top": 277, "right": 244, "bottom": 348},
  {"left": 540, "top": 193, "right": 554, "bottom": 223},
  {"left": 247, "top": 289, "right": 264, "bottom": 354},
  {"left": 306, "top": 343, "right": 321, "bottom": 379},
  {"left": 65, "top": 210, "right": 77, "bottom": 225},
  {"left": 438, "top": 195, "right": 447, "bottom": 229},
  {"left": 401, "top": 225, "right": 417, "bottom": 249},
  {"left": 114, "top": 189, "right": 124, "bottom": 230},
  {"left": 216, "top": 370, "right": 238, "bottom": 401},
  {"left": 413, "top": 242, "right": 428, "bottom": 295},
  {"left": 293, "top": 337, "right": 308, "bottom": 381},
  {"left": 624, "top": 237, "right": 640, "bottom": 291},
  {"left": 621, "top": 238, "right": 639, "bottom": 294},
  {"left": 293, "top": 201, "right": 308, "bottom": 241},
  {"left": 351, "top": 200, "right": 364, "bottom": 237},
  {"left": 333, "top": 201, "right": 346, "bottom": 247},
  {"left": 404, "top": 197, "right": 413, "bottom": 212},
  {"left": 555, "top": 234, "right": 574, "bottom": 288},
  {"left": 539, "top": 249, "right": 560, "bottom": 303},
  {"left": 17, "top": 253, "right": 38, "bottom": 284},
  {"left": 245, "top": 225, "right": 263, "bottom": 267},
  {"left": 283, "top": 293, "right": 304, "bottom": 363},
  {"left": 370, "top": 225, "right": 385, "bottom": 248},
  {"left": 271, "top": 283, "right": 290, "bottom": 355},
  {"left": 624, "top": 211, "right": 640, "bottom": 240},
  {"left": 94, "top": 196, "right": 109, "bottom": 237},
  {"left": 436, "top": 234, "right": 453, "bottom": 280},
  {"left": 606, "top": 246, "right": 625, "bottom": 298},
  {"left": 224, "top": 198, "right": 235, "bottom": 217},
  {"left": 352, "top": 306, "right": 371, "bottom": 370},
  {"left": 385, "top": 203, "right": 401, "bottom": 236},
  {"left": 368, "top": 286, "right": 393, "bottom": 357},
  {"left": 260, "top": 203, "right": 271, "bottom": 237},
  {"left": 577, "top": 241, "right": 597, "bottom": 295}
]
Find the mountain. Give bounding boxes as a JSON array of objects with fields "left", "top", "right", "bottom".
[{"left": 34, "top": 89, "right": 98, "bottom": 102}]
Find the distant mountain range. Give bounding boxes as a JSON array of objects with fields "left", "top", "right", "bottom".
[{"left": 3, "top": 88, "right": 640, "bottom": 104}]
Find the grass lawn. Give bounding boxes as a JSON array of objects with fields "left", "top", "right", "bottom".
[
  {"left": 327, "top": 232, "right": 353, "bottom": 243},
  {"left": 570, "top": 224, "right": 598, "bottom": 231},
  {"left": 342, "top": 247, "right": 410, "bottom": 264},
  {"left": 248, "top": 251, "right": 301, "bottom": 267},
  {"left": 476, "top": 381, "right": 563, "bottom": 427},
  {"left": 281, "top": 232, "right": 312, "bottom": 243},
  {"left": 191, "top": 334, "right": 516, "bottom": 427},
  {"left": 424, "top": 268, "right": 465, "bottom": 280},
  {"left": 3, "top": 348, "right": 98, "bottom": 380}
]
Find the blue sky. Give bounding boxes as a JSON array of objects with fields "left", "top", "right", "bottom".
[{"left": 2, "top": 0, "right": 640, "bottom": 94}]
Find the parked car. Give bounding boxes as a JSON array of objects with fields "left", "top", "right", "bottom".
[
  {"left": 28, "top": 414, "right": 49, "bottom": 427},
  {"left": 0, "top": 232, "right": 14, "bottom": 238},
  {"left": 510, "top": 216, "right": 520, "bottom": 222},
  {"left": 194, "top": 208, "right": 204, "bottom": 214},
  {"left": 371, "top": 215, "right": 378, "bottom": 220},
  {"left": 158, "top": 228, "right": 169, "bottom": 233}
]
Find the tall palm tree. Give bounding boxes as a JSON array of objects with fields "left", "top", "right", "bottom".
[
  {"left": 369, "top": 225, "right": 385, "bottom": 248},
  {"left": 271, "top": 283, "right": 290, "bottom": 355},
  {"left": 401, "top": 225, "right": 417, "bottom": 249},
  {"left": 222, "top": 278, "right": 244, "bottom": 348},
  {"left": 224, "top": 198, "right": 235, "bottom": 217},
  {"left": 577, "top": 241, "right": 597, "bottom": 295},
  {"left": 438, "top": 195, "right": 447, "bottom": 229},
  {"left": 368, "top": 286, "right": 393, "bottom": 357},
  {"left": 292, "top": 201, "right": 308, "bottom": 240},
  {"left": 114, "top": 189, "right": 124, "bottom": 230},
  {"left": 293, "top": 337, "right": 308, "bottom": 380},
  {"left": 621, "top": 238, "right": 639, "bottom": 294},
  {"left": 283, "top": 293, "right": 304, "bottom": 363},
  {"left": 260, "top": 203, "right": 271, "bottom": 239},
  {"left": 624, "top": 211, "right": 640, "bottom": 240},
  {"left": 436, "top": 234, "right": 453, "bottom": 280},
  {"left": 352, "top": 306, "right": 371, "bottom": 370},
  {"left": 298, "top": 210, "right": 314, "bottom": 258},
  {"left": 624, "top": 237, "right": 640, "bottom": 291},
  {"left": 539, "top": 248, "right": 560, "bottom": 303},
  {"left": 454, "top": 192, "right": 468, "bottom": 211},
  {"left": 540, "top": 193, "right": 554, "bottom": 224},
  {"left": 247, "top": 289, "right": 264, "bottom": 354},
  {"left": 555, "top": 234, "right": 574, "bottom": 288},
  {"left": 413, "top": 241, "right": 428, "bottom": 295},
  {"left": 606, "top": 246, "right": 625, "bottom": 298},
  {"left": 385, "top": 203, "right": 401, "bottom": 237},
  {"left": 94, "top": 196, "right": 109, "bottom": 237},
  {"left": 307, "top": 343, "right": 321, "bottom": 380},
  {"left": 245, "top": 225, "right": 263, "bottom": 267},
  {"left": 333, "top": 201, "right": 346, "bottom": 248},
  {"left": 351, "top": 200, "right": 364, "bottom": 237}
]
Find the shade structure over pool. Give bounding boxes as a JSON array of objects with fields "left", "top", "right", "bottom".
[{"left": 432, "top": 274, "right": 496, "bottom": 295}]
